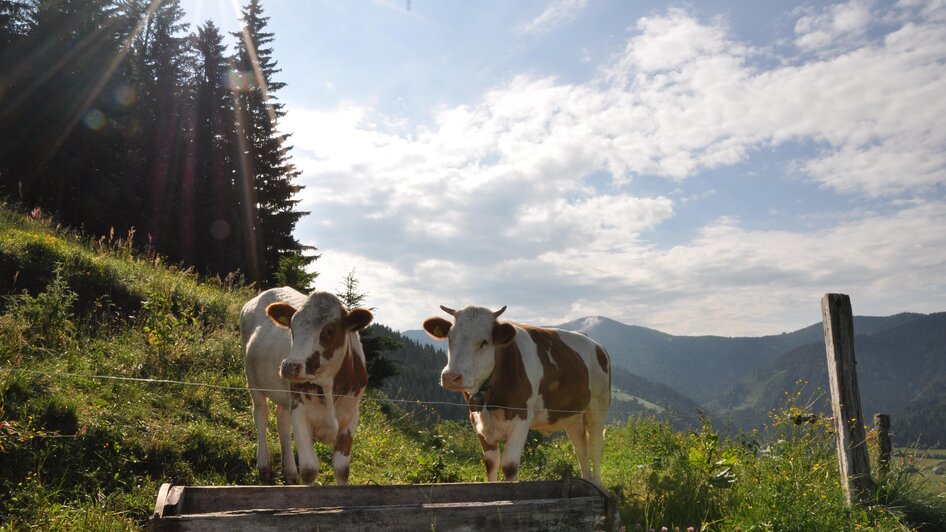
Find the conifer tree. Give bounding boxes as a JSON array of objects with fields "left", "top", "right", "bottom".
[
  {"left": 136, "top": 0, "right": 189, "bottom": 253},
  {"left": 1, "top": 0, "right": 123, "bottom": 229},
  {"left": 190, "top": 20, "right": 243, "bottom": 276},
  {"left": 336, "top": 269, "right": 400, "bottom": 388},
  {"left": 232, "top": 0, "right": 312, "bottom": 286},
  {"left": 0, "top": 0, "right": 31, "bottom": 50},
  {"left": 0, "top": 0, "right": 33, "bottom": 192}
]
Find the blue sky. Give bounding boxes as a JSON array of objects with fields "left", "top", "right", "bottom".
[{"left": 184, "top": 0, "right": 946, "bottom": 336}]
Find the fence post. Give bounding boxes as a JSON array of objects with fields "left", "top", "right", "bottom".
[
  {"left": 822, "top": 293, "right": 873, "bottom": 505},
  {"left": 874, "top": 413, "right": 892, "bottom": 474}
]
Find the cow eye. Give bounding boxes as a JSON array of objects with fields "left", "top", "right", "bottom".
[{"left": 479, "top": 340, "right": 489, "bottom": 349}]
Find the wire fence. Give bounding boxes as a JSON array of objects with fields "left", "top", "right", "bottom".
[{"left": 0, "top": 366, "right": 776, "bottom": 429}]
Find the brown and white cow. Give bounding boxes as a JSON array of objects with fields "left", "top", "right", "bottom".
[
  {"left": 241, "top": 287, "right": 371, "bottom": 485},
  {"left": 423, "top": 305, "right": 611, "bottom": 483}
]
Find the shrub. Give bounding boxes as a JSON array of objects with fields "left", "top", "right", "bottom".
[{"left": 5, "top": 266, "right": 77, "bottom": 352}]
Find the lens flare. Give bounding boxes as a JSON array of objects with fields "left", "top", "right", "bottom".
[
  {"left": 83, "top": 109, "right": 107, "bottom": 130},
  {"left": 113, "top": 84, "right": 136, "bottom": 106},
  {"left": 210, "top": 220, "right": 231, "bottom": 240},
  {"left": 227, "top": 69, "right": 254, "bottom": 92}
]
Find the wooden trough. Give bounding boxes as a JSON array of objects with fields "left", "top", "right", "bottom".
[{"left": 151, "top": 478, "right": 618, "bottom": 531}]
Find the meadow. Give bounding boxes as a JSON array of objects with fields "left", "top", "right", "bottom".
[{"left": 1, "top": 205, "right": 944, "bottom": 530}]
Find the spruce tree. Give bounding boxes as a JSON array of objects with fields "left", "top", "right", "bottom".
[
  {"left": 1, "top": 0, "right": 124, "bottom": 229},
  {"left": 135, "top": 0, "right": 190, "bottom": 254},
  {"left": 336, "top": 269, "right": 400, "bottom": 388},
  {"left": 0, "top": 0, "right": 33, "bottom": 193},
  {"left": 232, "top": 0, "right": 312, "bottom": 286},
  {"left": 0, "top": 0, "right": 30, "bottom": 50},
  {"left": 191, "top": 20, "right": 244, "bottom": 277}
]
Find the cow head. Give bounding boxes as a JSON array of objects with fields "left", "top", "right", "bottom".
[
  {"left": 266, "top": 292, "right": 373, "bottom": 384},
  {"left": 423, "top": 305, "right": 516, "bottom": 393}
]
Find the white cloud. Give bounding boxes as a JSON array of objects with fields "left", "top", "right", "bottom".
[
  {"left": 599, "top": 5, "right": 946, "bottom": 196},
  {"left": 509, "top": 195, "right": 674, "bottom": 248},
  {"left": 794, "top": 0, "right": 874, "bottom": 53},
  {"left": 518, "top": 0, "right": 589, "bottom": 35},
  {"left": 530, "top": 200, "right": 946, "bottom": 335},
  {"left": 287, "top": 4, "right": 946, "bottom": 335}
]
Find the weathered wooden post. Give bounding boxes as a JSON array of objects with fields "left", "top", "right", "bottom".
[
  {"left": 874, "top": 413, "right": 892, "bottom": 474},
  {"left": 822, "top": 293, "right": 873, "bottom": 505}
]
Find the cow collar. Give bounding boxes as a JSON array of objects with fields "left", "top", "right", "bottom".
[{"left": 467, "top": 377, "right": 494, "bottom": 413}]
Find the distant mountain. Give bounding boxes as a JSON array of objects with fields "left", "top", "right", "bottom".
[
  {"left": 403, "top": 312, "right": 926, "bottom": 407},
  {"left": 710, "top": 312, "right": 946, "bottom": 446},
  {"left": 401, "top": 329, "right": 445, "bottom": 351}
]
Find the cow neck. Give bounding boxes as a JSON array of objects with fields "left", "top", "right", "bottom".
[
  {"left": 334, "top": 333, "right": 367, "bottom": 398},
  {"left": 468, "top": 337, "right": 530, "bottom": 420}
]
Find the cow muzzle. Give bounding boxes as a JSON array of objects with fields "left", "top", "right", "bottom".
[
  {"left": 440, "top": 371, "right": 465, "bottom": 391},
  {"left": 279, "top": 360, "right": 304, "bottom": 381}
]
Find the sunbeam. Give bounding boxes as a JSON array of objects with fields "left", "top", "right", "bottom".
[{"left": 36, "top": 0, "right": 165, "bottom": 174}]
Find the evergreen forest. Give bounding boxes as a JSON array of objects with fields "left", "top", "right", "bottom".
[{"left": 0, "top": 0, "right": 313, "bottom": 289}]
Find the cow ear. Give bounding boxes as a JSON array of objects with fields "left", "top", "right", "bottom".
[
  {"left": 423, "top": 317, "right": 451, "bottom": 339},
  {"left": 492, "top": 322, "right": 516, "bottom": 346},
  {"left": 344, "top": 308, "right": 374, "bottom": 332},
  {"left": 266, "top": 302, "right": 297, "bottom": 328}
]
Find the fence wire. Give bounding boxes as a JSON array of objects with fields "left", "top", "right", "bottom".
[{"left": 0, "top": 366, "right": 774, "bottom": 425}]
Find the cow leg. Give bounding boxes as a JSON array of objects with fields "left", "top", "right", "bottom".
[
  {"left": 477, "top": 434, "right": 500, "bottom": 482},
  {"left": 565, "top": 418, "right": 592, "bottom": 481},
  {"left": 333, "top": 412, "right": 358, "bottom": 485},
  {"left": 275, "top": 404, "right": 298, "bottom": 484},
  {"left": 584, "top": 410, "right": 607, "bottom": 483},
  {"left": 320, "top": 385, "right": 339, "bottom": 440},
  {"left": 291, "top": 407, "right": 320, "bottom": 484},
  {"left": 500, "top": 423, "right": 530, "bottom": 481},
  {"left": 250, "top": 391, "right": 273, "bottom": 483}
]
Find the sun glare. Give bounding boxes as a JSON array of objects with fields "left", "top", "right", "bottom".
[{"left": 183, "top": 0, "right": 245, "bottom": 33}]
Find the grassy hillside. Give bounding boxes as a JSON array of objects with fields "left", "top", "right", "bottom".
[{"left": 1, "top": 204, "right": 944, "bottom": 530}]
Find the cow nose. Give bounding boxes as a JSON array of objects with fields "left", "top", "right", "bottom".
[
  {"left": 441, "top": 372, "right": 464, "bottom": 390},
  {"left": 280, "top": 360, "right": 302, "bottom": 379}
]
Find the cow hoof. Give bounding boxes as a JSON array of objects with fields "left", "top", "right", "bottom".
[
  {"left": 259, "top": 467, "right": 272, "bottom": 484},
  {"left": 301, "top": 467, "right": 319, "bottom": 484},
  {"left": 502, "top": 462, "right": 519, "bottom": 481},
  {"left": 284, "top": 473, "right": 299, "bottom": 485}
]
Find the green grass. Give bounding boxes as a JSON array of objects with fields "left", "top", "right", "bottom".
[
  {"left": 1, "top": 203, "right": 944, "bottom": 530},
  {"left": 896, "top": 448, "right": 946, "bottom": 495}
]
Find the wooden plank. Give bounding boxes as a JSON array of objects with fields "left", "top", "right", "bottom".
[
  {"left": 874, "top": 413, "right": 892, "bottom": 474},
  {"left": 168, "top": 480, "right": 601, "bottom": 515},
  {"left": 822, "top": 293, "right": 874, "bottom": 505},
  {"left": 152, "top": 483, "right": 173, "bottom": 520},
  {"left": 152, "top": 484, "right": 185, "bottom": 520},
  {"left": 154, "top": 497, "right": 604, "bottom": 532}
]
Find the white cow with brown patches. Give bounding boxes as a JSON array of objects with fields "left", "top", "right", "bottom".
[
  {"left": 423, "top": 305, "right": 611, "bottom": 483},
  {"left": 241, "top": 287, "right": 372, "bottom": 485}
]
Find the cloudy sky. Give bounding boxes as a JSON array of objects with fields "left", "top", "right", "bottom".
[{"left": 185, "top": 0, "right": 946, "bottom": 336}]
